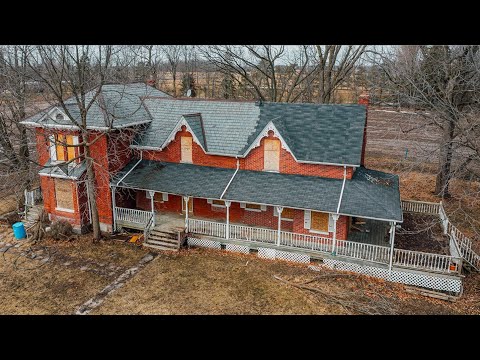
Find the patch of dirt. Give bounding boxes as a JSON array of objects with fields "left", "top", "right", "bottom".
[
  {"left": 0, "top": 227, "right": 149, "bottom": 314},
  {"left": 395, "top": 213, "right": 449, "bottom": 254},
  {"left": 92, "top": 248, "right": 461, "bottom": 315}
]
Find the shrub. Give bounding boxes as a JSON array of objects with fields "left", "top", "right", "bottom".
[{"left": 50, "top": 220, "right": 73, "bottom": 240}]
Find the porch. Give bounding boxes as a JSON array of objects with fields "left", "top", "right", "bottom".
[{"left": 113, "top": 206, "right": 461, "bottom": 276}]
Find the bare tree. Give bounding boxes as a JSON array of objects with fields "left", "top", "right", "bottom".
[
  {"left": 0, "top": 45, "right": 37, "bottom": 209},
  {"left": 160, "top": 45, "right": 182, "bottom": 97},
  {"left": 374, "top": 45, "right": 480, "bottom": 198},
  {"left": 199, "top": 45, "right": 319, "bottom": 102},
  {"left": 23, "top": 45, "right": 116, "bottom": 240},
  {"left": 314, "top": 45, "right": 368, "bottom": 103}
]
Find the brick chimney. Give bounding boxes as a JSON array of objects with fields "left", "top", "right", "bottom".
[{"left": 359, "top": 92, "right": 369, "bottom": 166}]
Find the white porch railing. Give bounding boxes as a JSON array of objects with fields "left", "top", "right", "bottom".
[
  {"left": 336, "top": 239, "right": 391, "bottom": 264},
  {"left": 186, "top": 218, "right": 461, "bottom": 275},
  {"left": 189, "top": 218, "right": 227, "bottom": 238},
  {"left": 280, "top": 231, "right": 333, "bottom": 253},
  {"left": 392, "top": 248, "right": 458, "bottom": 273},
  {"left": 401, "top": 200, "right": 440, "bottom": 215},
  {"left": 402, "top": 199, "right": 480, "bottom": 271},
  {"left": 115, "top": 207, "right": 152, "bottom": 225}
]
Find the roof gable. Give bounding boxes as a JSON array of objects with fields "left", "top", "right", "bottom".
[{"left": 135, "top": 99, "right": 366, "bottom": 166}]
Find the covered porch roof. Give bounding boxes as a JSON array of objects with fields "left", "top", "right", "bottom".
[{"left": 112, "top": 160, "right": 403, "bottom": 222}]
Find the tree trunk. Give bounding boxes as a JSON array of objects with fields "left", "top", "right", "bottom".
[
  {"left": 84, "top": 145, "right": 101, "bottom": 240},
  {"left": 172, "top": 73, "right": 177, "bottom": 97},
  {"left": 435, "top": 119, "right": 455, "bottom": 198}
]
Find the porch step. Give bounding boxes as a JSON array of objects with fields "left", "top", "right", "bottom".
[
  {"left": 150, "top": 229, "right": 178, "bottom": 238},
  {"left": 148, "top": 234, "right": 178, "bottom": 244},
  {"left": 144, "top": 239, "right": 179, "bottom": 251},
  {"left": 143, "top": 242, "right": 179, "bottom": 251}
]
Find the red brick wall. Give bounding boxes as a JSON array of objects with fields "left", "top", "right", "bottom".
[
  {"left": 39, "top": 176, "right": 82, "bottom": 226},
  {"left": 136, "top": 191, "right": 183, "bottom": 213},
  {"left": 107, "top": 129, "right": 135, "bottom": 173},
  {"left": 141, "top": 127, "right": 352, "bottom": 179},
  {"left": 88, "top": 131, "right": 112, "bottom": 226},
  {"left": 292, "top": 210, "right": 349, "bottom": 240}
]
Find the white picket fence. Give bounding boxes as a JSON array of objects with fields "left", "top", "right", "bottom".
[
  {"left": 402, "top": 199, "right": 479, "bottom": 271},
  {"left": 187, "top": 218, "right": 461, "bottom": 275}
]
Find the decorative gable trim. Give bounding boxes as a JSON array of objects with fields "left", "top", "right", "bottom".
[
  {"left": 241, "top": 121, "right": 296, "bottom": 160},
  {"left": 40, "top": 107, "right": 70, "bottom": 123},
  {"left": 159, "top": 116, "right": 207, "bottom": 153}
]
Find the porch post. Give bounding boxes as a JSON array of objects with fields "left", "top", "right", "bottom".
[
  {"left": 111, "top": 186, "right": 117, "bottom": 232},
  {"left": 225, "top": 201, "right": 231, "bottom": 239},
  {"left": 388, "top": 221, "right": 396, "bottom": 274},
  {"left": 276, "top": 206, "right": 283, "bottom": 246},
  {"left": 331, "top": 214, "right": 339, "bottom": 255},
  {"left": 183, "top": 196, "right": 190, "bottom": 232},
  {"left": 148, "top": 191, "right": 155, "bottom": 227}
]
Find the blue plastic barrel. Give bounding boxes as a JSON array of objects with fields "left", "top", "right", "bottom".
[{"left": 12, "top": 222, "right": 26, "bottom": 239}]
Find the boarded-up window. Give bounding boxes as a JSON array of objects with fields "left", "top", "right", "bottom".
[
  {"left": 181, "top": 136, "right": 193, "bottom": 163},
  {"left": 56, "top": 134, "right": 66, "bottom": 161},
  {"left": 66, "top": 135, "right": 75, "bottom": 161},
  {"left": 264, "top": 139, "right": 280, "bottom": 172},
  {"left": 154, "top": 192, "right": 168, "bottom": 202},
  {"left": 55, "top": 179, "right": 74, "bottom": 211},
  {"left": 311, "top": 211, "right": 329, "bottom": 232},
  {"left": 212, "top": 200, "right": 225, "bottom": 207},
  {"left": 274, "top": 207, "right": 295, "bottom": 220}
]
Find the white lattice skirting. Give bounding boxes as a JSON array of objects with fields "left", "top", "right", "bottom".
[
  {"left": 323, "top": 259, "right": 462, "bottom": 294},
  {"left": 188, "top": 237, "right": 222, "bottom": 249},
  {"left": 225, "top": 244, "right": 250, "bottom": 254},
  {"left": 258, "top": 247, "right": 310, "bottom": 264}
]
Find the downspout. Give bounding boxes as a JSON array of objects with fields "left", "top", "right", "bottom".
[
  {"left": 116, "top": 151, "right": 143, "bottom": 187},
  {"left": 220, "top": 157, "right": 240, "bottom": 200},
  {"left": 332, "top": 166, "right": 347, "bottom": 254},
  {"left": 113, "top": 151, "right": 143, "bottom": 232}
]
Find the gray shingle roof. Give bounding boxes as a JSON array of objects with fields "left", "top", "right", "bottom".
[
  {"left": 22, "top": 83, "right": 170, "bottom": 129},
  {"left": 113, "top": 160, "right": 402, "bottom": 222},
  {"left": 341, "top": 167, "right": 403, "bottom": 222},
  {"left": 38, "top": 159, "right": 87, "bottom": 179},
  {"left": 114, "top": 160, "right": 234, "bottom": 199},
  {"left": 135, "top": 99, "right": 260, "bottom": 155},
  {"left": 134, "top": 99, "right": 366, "bottom": 165},
  {"left": 183, "top": 113, "right": 207, "bottom": 150}
]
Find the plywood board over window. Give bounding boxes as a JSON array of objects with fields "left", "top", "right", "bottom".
[
  {"left": 66, "top": 135, "right": 75, "bottom": 161},
  {"left": 264, "top": 139, "right": 280, "bottom": 172},
  {"left": 181, "top": 136, "right": 193, "bottom": 163},
  {"left": 274, "top": 207, "right": 295, "bottom": 220},
  {"left": 55, "top": 179, "right": 74, "bottom": 211},
  {"left": 56, "top": 134, "right": 66, "bottom": 161},
  {"left": 311, "top": 211, "right": 329, "bottom": 232}
]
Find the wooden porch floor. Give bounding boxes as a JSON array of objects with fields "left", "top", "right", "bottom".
[{"left": 347, "top": 219, "right": 390, "bottom": 247}]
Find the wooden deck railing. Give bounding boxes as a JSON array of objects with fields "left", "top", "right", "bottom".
[
  {"left": 402, "top": 199, "right": 480, "bottom": 271},
  {"left": 115, "top": 207, "right": 152, "bottom": 225},
  {"left": 401, "top": 200, "right": 440, "bottom": 215},
  {"left": 187, "top": 218, "right": 461, "bottom": 275}
]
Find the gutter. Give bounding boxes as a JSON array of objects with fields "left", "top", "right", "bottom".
[
  {"left": 220, "top": 158, "right": 240, "bottom": 200},
  {"left": 115, "top": 151, "right": 143, "bottom": 187},
  {"left": 336, "top": 166, "right": 347, "bottom": 214}
]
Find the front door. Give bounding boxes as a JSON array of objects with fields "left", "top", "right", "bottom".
[{"left": 182, "top": 197, "right": 194, "bottom": 214}]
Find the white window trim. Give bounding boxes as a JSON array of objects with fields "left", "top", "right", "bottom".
[
  {"left": 309, "top": 229, "right": 329, "bottom": 235},
  {"left": 55, "top": 207, "right": 75, "bottom": 213},
  {"left": 273, "top": 207, "right": 294, "bottom": 221},
  {"left": 245, "top": 207, "right": 262, "bottom": 212}
]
